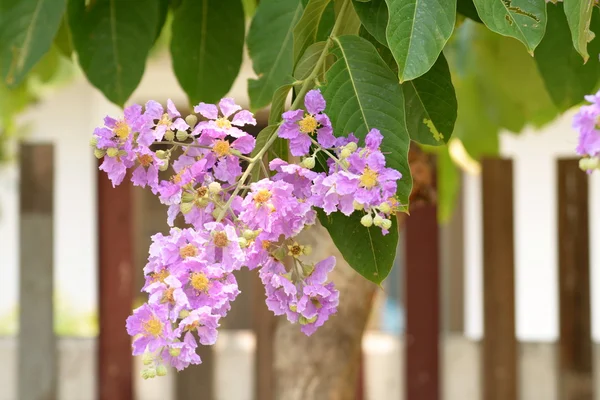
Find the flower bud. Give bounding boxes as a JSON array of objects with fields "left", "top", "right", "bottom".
[
  {"left": 272, "top": 246, "right": 287, "bottom": 261},
  {"left": 94, "top": 148, "right": 106, "bottom": 159},
  {"left": 141, "top": 369, "right": 152, "bottom": 380},
  {"left": 208, "top": 182, "right": 221, "bottom": 194},
  {"left": 185, "top": 114, "right": 198, "bottom": 128},
  {"left": 118, "top": 150, "right": 128, "bottom": 158},
  {"left": 373, "top": 215, "right": 384, "bottom": 227},
  {"left": 89, "top": 137, "right": 99, "bottom": 147},
  {"left": 579, "top": 158, "right": 589, "bottom": 171},
  {"left": 345, "top": 142, "right": 358, "bottom": 152},
  {"left": 156, "top": 365, "right": 168, "bottom": 377},
  {"left": 353, "top": 201, "right": 364, "bottom": 211},
  {"left": 580, "top": 157, "right": 600, "bottom": 171},
  {"left": 341, "top": 159, "right": 350, "bottom": 169},
  {"left": 164, "top": 130, "right": 175, "bottom": 141},
  {"left": 238, "top": 237, "right": 248, "bottom": 248},
  {"left": 158, "top": 161, "right": 169, "bottom": 172},
  {"left": 142, "top": 352, "right": 153, "bottom": 366},
  {"left": 106, "top": 147, "right": 119, "bottom": 158},
  {"left": 379, "top": 202, "right": 391, "bottom": 214},
  {"left": 340, "top": 148, "right": 351, "bottom": 159},
  {"left": 381, "top": 219, "right": 392, "bottom": 230},
  {"left": 301, "top": 157, "right": 316, "bottom": 169},
  {"left": 146, "top": 367, "right": 157, "bottom": 379},
  {"left": 289, "top": 304, "right": 298, "bottom": 313},
  {"left": 243, "top": 229, "right": 255, "bottom": 240},
  {"left": 156, "top": 150, "right": 168, "bottom": 159},
  {"left": 302, "top": 245, "right": 312, "bottom": 256},
  {"left": 180, "top": 202, "right": 194, "bottom": 215},
  {"left": 176, "top": 130, "right": 189, "bottom": 141},
  {"left": 360, "top": 214, "right": 373, "bottom": 227},
  {"left": 181, "top": 192, "right": 195, "bottom": 202},
  {"left": 302, "top": 263, "right": 315, "bottom": 276}
]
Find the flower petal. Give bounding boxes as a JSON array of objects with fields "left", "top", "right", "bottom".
[
  {"left": 194, "top": 103, "right": 219, "bottom": 120},
  {"left": 231, "top": 110, "right": 257, "bottom": 126},
  {"left": 218, "top": 98, "right": 242, "bottom": 118},
  {"left": 304, "top": 89, "right": 326, "bottom": 114}
]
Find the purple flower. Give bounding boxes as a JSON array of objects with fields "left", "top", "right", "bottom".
[
  {"left": 147, "top": 275, "right": 190, "bottom": 322},
  {"left": 193, "top": 98, "right": 256, "bottom": 138},
  {"left": 161, "top": 331, "right": 202, "bottom": 371},
  {"left": 202, "top": 222, "right": 246, "bottom": 272},
  {"left": 131, "top": 146, "right": 164, "bottom": 193},
  {"left": 269, "top": 158, "right": 319, "bottom": 199},
  {"left": 311, "top": 172, "right": 358, "bottom": 215},
  {"left": 140, "top": 99, "right": 189, "bottom": 146},
  {"left": 278, "top": 89, "right": 335, "bottom": 156},
  {"left": 574, "top": 91, "right": 600, "bottom": 157},
  {"left": 126, "top": 303, "right": 172, "bottom": 355},
  {"left": 176, "top": 306, "right": 220, "bottom": 346}
]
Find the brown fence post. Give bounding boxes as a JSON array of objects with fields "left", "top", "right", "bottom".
[
  {"left": 481, "top": 158, "right": 517, "bottom": 400},
  {"left": 18, "top": 143, "right": 57, "bottom": 400},
  {"left": 405, "top": 185, "right": 440, "bottom": 400},
  {"left": 97, "top": 164, "right": 134, "bottom": 400},
  {"left": 254, "top": 274, "right": 277, "bottom": 400},
  {"left": 557, "top": 159, "right": 593, "bottom": 400}
]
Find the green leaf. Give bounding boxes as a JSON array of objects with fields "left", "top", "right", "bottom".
[
  {"left": 268, "top": 84, "right": 293, "bottom": 125},
  {"left": 535, "top": 3, "right": 600, "bottom": 111},
  {"left": 155, "top": 0, "right": 170, "bottom": 42},
  {"left": 294, "top": 41, "right": 327, "bottom": 80},
  {"left": 247, "top": 0, "right": 303, "bottom": 111},
  {"left": 321, "top": 35, "right": 412, "bottom": 205},
  {"left": 54, "top": 16, "right": 73, "bottom": 58},
  {"left": 564, "top": 0, "right": 596, "bottom": 62},
  {"left": 352, "top": 0, "right": 388, "bottom": 45},
  {"left": 358, "top": 26, "right": 397, "bottom": 71},
  {"left": 171, "top": 0, "right": 245, "bottom": 105},
  {"left": 293, "top": 0, "right": 331, "bottom": 64},
  {"left": 385, "top": 0, "right": 456, "bottom": 82},
  {"left": 457, "top": 0, "right": 482, "bottom": 23},
  {"left": 318, "top": 209, "right": 398, "bottom": 284},
  {"left": 403, "top": 53, "right": 457, "bottom": 145},
  {"left": 0, "top": 0, "right": 67, "bottom": 86},
  {"left": 334, "top": 0, "right": 362, "bottom": 35},
  {"left": 68, "top": 0, "right": 160, "bottom": 106},
  {"left": 472, "top": 0, "right": 547, "bottom": 54}
]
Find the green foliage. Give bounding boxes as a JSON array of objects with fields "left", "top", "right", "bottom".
[
  {"left": 2, "top": 0, "right": 600, "bottom": 284},
  {"left": 0, "top": 0, "right": 67, "bottom": 87},
  {"left": 385, "top": 0, "right": 456, "bottom": 81},
  {"left": 247, "top": 0, "right": 303, "bottom": 110},
  {"left": 535, "top": 3, "right": 600, "bottom": 111},
  {"left": 171, "top": 0, "right": 245, "bottom": 105}
]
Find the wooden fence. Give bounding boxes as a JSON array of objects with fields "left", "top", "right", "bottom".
[{"left": 13, "top": 142, "right": 594, "bottom": 400}]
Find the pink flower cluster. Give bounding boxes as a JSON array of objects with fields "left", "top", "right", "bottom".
[
  {"left": 92, "top": 89, "right": 402, "bottom": 377},
  {"left": 575, "top": 89, "right": 600, "bottom": 173}
]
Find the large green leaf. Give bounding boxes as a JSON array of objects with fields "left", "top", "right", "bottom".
[
  {"left": 0, "top": 0, "right": 67, "bottom": 86},
  {"left": 293, "top": 0, "right": 331, "bottom": 64},
  {"left": 384, "top": 0, "right": 456, "bottom": 82},
  {"left": 319, "top": 35, "right": 409, "bottom": 283},
  {"left": 403, "top": 53, "right": 457, "bottom": 145},
  {"left": 352, "top": 0, "right": 388, "bottom": 46},
  {"left": 318, "top": 210, "right": 398, "bottom": 284},
  {"left": 268, "top": 84, "right": 293, "bottom": 125},
  {"left": 171, "top": 0, "right": 245, "bottom": 105},
  {"left": 68, "top": 0, "right": 160, "bottom": 106},
  {"left": 472, "top": 0, "right": 547, "bottom": 54},
  {"left": 294, "top": 41, "right": 327, "bottom": 80},
  {"left": 535, "top": 3, "right": 600, "bottom": 111},
  {"left": 247, "top": 0, "right": 303, "bottom": 110},
  {"left": 334, "top": 0, "right": 362, "bottom": 35},
  {"left": 564, "top": 0, "right": 596, "bottom": 62},
  {"left": 54, "top": 16, "right": 73, "bottom": 58}
]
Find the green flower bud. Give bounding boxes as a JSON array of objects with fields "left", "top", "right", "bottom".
[
  {"left": 106, "top": 147, "right": 119, "bottom": 158},
  {"left": 142, "top": 352, "right": 153, "bottom": 366},
  {"left": 176, "top": 130, "right": 189, "bottom": 142},
  {"left": 185, "top": 114, "right": 198, "bottom": 128},
  {"left": 340, "top": 148, "right": 351, "bottom": 159},
  {"left": 89, "top": 137, "right": 99, "bottom": 147},
  {"left": 238, "top": 237, "right": 248, "bottom": 248},
  {"left": 181, "top": 192, "right": 195, "bottom": 202},
  {"left": 301, "top": 157, "right": 316, "bottom": 169},
  {"left": 94, "top": 148, "right": 106, "bottom": 159},
  {"left": 360, "top": 214, "right": 373, "bottom": 227},
  {"left": 180, "top": 202, "right": 194, "bottom": 215},
  {"left": 146, "top": 367, "right": 157, "bottom": 379},
  {"left": 302, "top": 245, "right": 312, "bottom": 256},
  {"left": 272, "top": 246, "right": 287, "bottom": 261},
  {"left": 141, "top": 369, "right": 151, "bottom": 380},
  {"left": 379, "top": 202, "right": 391, "bottom": 214},
  {"left": 156, "top": 365, "right": 168, "bottom": 377},
  {"left": 208, "top": 182, "right": 221, "bottom": 194},
  {"left": 373, "top": 215, "right": 384, "bottom": 227},
  {"left": 158, "top": 161, "right": 169, "bottom": 172},
  {"left": 164, "top": 130, "right": 175, "bottom": 142},
  {"left": 302, "top": 263, "right": 315, "bottom": 277},
  {"left": 118, "top": 150, "right": 128, "bottom": 158},
  {"left": 289, "top": 305, "right": 298, "bottom": 313},
  {"left": 341, "top": 159, "right": 350, "bottom": 169},
  {"left": 345, "top": 142, "right": 358, "bottom": 152},
  {"left": 156, "top": 150, "right": 168, "bottom": 159},
  {"left": 382, "top": 219, "right": 392, "bottom": 230},
  {"left": 243, "top": 229, "right": 255, "bottom": 240}
]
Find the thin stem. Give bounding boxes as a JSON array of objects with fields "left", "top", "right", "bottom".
[
  {"left": 309, "top": 137, "right": 347, "bottom": 170},
  {"left": 260, "top": 159, "right": 270, "bottom": 179},
  {"left": 154, "top": 141, "right": 212, "bottom": 150}
]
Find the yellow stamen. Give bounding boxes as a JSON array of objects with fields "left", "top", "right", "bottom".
[
  {"left": 150, "top": 269, "right": 169, "bottom": 284},
  {"left": 359, "top": 167, "right": 379, "bottom": 189},
  {"left": 114, "top": 120, "right": 131, "bottom": 139},
  {"left": 143, "top": 316, "right": 163, "bottom": 337},
  {"left": 158, "top": 113, "right": 172, "bottom": 127},
  {"left": 212, "top": 140, "right": 231, "bottom": 157},
  {"left": 254, "top": 189, "right": 272, "bottom": 204},
  {"left": 215, "top": 117, "right": 232, "bottom": 129},
  {"left": 298, "top": 115, "right": 318, "bottom": 134},
  {"left": 287, "top": 243, "right": 304, "bottom": 257},
  {"left": 138, "top": 154, "right": 154, "bottom": 167},
  {"left": 162, "top": 288, "right": 175, "bottom": 304},
  {"left": 190, "top": 272, "right": 209, "bottom": 292},
  {"left": 262, "top": 240, "right": 271, "bottom": 250},
  {"left": 214, "top": 231, "right": 229, "bottom": 248},
  {"left": 180, "top": 244, "right": 198, "bottom": 259}
]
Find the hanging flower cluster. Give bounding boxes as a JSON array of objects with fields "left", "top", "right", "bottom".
[
  {"left": 92, "top": 90, "right": 402, "bottom": 378},
  {"left": 574, "top": 89, "right": 600, "bottom": 173}
]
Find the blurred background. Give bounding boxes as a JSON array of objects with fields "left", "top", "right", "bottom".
[{"left": 0, "top": 16, "right": 599, "bottom": 400}]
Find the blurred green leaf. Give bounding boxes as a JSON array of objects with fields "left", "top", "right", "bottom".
[
  {"left": 564, "top": 0, "right": 595, "bottom": 62},
  {"left": 535, "top": 3, "right": 600, "bottom": 111},
  {"left": 68, "top": 0, "right": 160, "bottom": 106},
  {"left": 437, "top": 146, "right": 460, "bottom": 223},
  {"left": 0, "top": 0, "right": 67, "bottom": 86},
  {"left": 457, "top": 0, "right": 482, "bottom": 23},
  {"left": 472, "top": 0, "right": 546, "bottom": 54},
  {"left": 171, "top": 0, "right": 245, "bottom": 105},
  {"left": 385, "top": 0, "right": 456, "bottom": 81},
  {"left": 54, "top": 16, "right": 73, "bottom": 58},
  {"left": 247, "top": 0, "right": 303, "bottom": 110}
]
